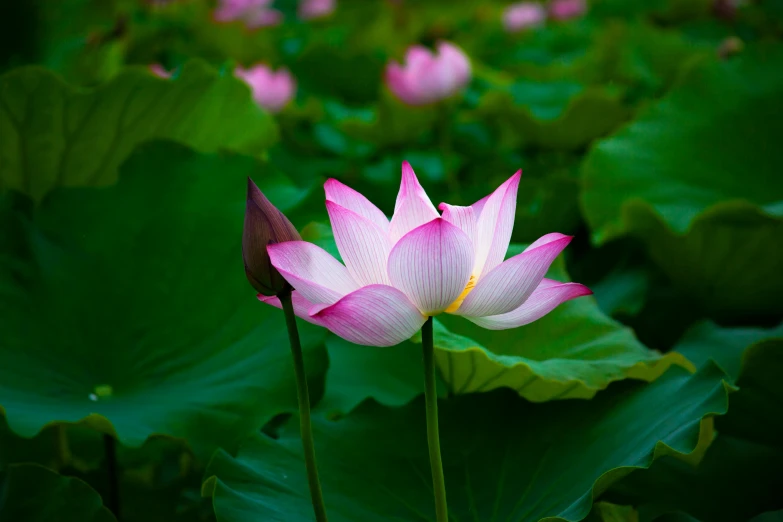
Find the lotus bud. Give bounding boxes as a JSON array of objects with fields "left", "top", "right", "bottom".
[{"left": 243, "top": 178, "right": 301, "bottom": 296}]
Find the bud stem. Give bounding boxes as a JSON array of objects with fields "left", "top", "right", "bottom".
[
  {"left": 279, "top": 290, "right": 329, "bottom": 522},
  {"left": 421, "top": 317, "right": 449, "bottom": 522}
]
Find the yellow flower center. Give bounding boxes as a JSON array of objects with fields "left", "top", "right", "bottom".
[{"left": 444, "top": 275, "right": 477, "bottom": 313}]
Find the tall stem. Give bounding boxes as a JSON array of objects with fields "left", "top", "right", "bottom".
[
  {"left": 279, "top": 290, "right": 329, "bottom": 522},
  {"left": 103, "top": 434, "right": 121, "bottom": 520},
  {"left": 421, "top": 317, "right": 448, "bottom": 522}
]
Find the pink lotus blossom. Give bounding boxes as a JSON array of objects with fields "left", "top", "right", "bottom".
[
  {"left": 385, "top": 42, "right": 472, "bottom": 106},
  {"left": 149, "top": 64, "right": 172, "bottom": 79},
  {"left": 234, "top": 64, "right": 296, "bottom": 113},
  {"left": 299, "top": 0, "right": 335, "bottom": 19},
  {"left": 549, "top": 0, "right": 587, "bottom": 20},
  {"left": 503, "top": 2, "right": 547, "bottom": 32},
  {"left": 258, "top": 162, "right": 591, "bottom": 347},
  {"left": 213, "top": 0, "right": 283, "bottom": 29}
]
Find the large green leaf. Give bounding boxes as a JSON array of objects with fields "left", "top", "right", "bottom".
[
  {"left": 0, "top": 142, "right": 326, "bottom": 453},
  {"left": 582, "top": 46, "right": 783, "bottom": 240},
  {"left": 0, "top": 60, "right": 278, "bottom": 200},
  {"left": 433, "top": 255, "right": 691, "bottom": 401},
  {"left": 204, "top": 363, "right": 730, "bottom": 522},
  {"left": 475, "top": 82, "right": 629, "bottom": 150},
  {"left": 310, "top": 252, "right": 688, "bottom": 413},
  {"left": 581, "top": 46, "right": 783, "bottom": 319},
  {"left": 0, "top": 463, "right": 116, "bottom": 522},
  {"left": 317, "top": 335, "right": 451, "bottom": 416},
  {"left": 674, "top": 321, "right": 783, "bottom": 382},
  {"left": 604, "top": 326, "right": 783, "bottom": 521}
]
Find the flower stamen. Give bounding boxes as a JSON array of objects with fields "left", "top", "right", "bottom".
[{"left": 444, "top": 275, "right": 477, "bottom": 313}]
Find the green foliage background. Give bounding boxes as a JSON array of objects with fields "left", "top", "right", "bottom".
[{"left": 1, "top": 0, "right": 781, "bottom": 521}]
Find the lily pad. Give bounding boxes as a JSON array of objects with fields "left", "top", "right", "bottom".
[
  {"left": 475, "top": 83, "right": 629, "bottom": 150},
  {"left": 434, "top": 256, "right": 692, "bottom": 401},
  {"left": 0, "top": 60, "right": 278, "bottom": 200},
  {"left": 317, "top": 335, "right": 453, "bottom": 415},
  {"left": 204, "top": 363, "right": 730, "bottom": 522},
  {"left": 581, "top": 46, "right": 783, "bottom": 319},
  {"left": 674, "top": 321, "right": 783, "bottom": 382},
  {"left": 621, "top": 203, "right": 783, "bottom": 320},
  {"left": 604, "top": 326, "right": 783, "bottom": 521},
  {"left": 0, "top": 142, "right": 326, "bottom": 453},
  {"left": 0, "top": 463, "right": 116, "bottom": 522}
]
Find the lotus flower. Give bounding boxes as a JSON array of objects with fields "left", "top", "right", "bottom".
[
  {"left": 299, "top": 0, "right": 335, "bottom": 19},
  {"left": 549, "top": 0, "right": 587, "bottom": 20},
  {"left": 503, "top": 2, "right": 547, "bottom": 32},
  {"left": 214, "top": 0, "right": 283, "bottom": 29},
  {"left": 258, "top": 162, "right": 591, "bottom": 346},
  {"left": 234, "top": 64, "right": 296, "bottom": 113},
  {"left": 385, "top": 42, "right": 472, "bottom": 106}
]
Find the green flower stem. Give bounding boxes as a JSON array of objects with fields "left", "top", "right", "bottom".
[
  {"left": 421, "top": 317, "right": 449, "bottom": 522},
  {"left": 279, "top": 289, "right": 329, "bottom": 522}
]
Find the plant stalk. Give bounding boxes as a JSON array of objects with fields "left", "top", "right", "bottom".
[
  {"left": 279, "top": 289, "right": 329, "bottom": 522},
  {"left": 421, "top": 317, "right": 449, "bottom": 522}
]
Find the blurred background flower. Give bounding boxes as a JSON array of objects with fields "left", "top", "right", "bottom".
[
  {"left": 235, "top": 63, "right": 296, "bottom": 112},
  {"left": 385, "top": 42, "right": 471, "bottom": 106},
  {"left": 503, "top": 2, "right": 547, "bottom": 32},
  {"left": 213, "top": 0, "right": 283, "bottom": 28}
]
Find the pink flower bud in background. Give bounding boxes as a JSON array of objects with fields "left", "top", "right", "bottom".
[
  {"left": 299, "top": 0, "right": 335, "bottom": 20},
  {"left": 503, "top": 2, "right": 547, "bottom": 32},
  {"left": 214, "top": 0, "right": 283, "bottom": 29},
  {"left": 234, "top": 64, "right": 296, "bottom": 113},
  {"left": 549, "top": 0, "right": 587, "bottom": 20},
  {"left": 385, "top": 41, "right": 472, "bottom": 106},
  {"left": 149, "top": 64, "right": 172, "bottom": 79}
]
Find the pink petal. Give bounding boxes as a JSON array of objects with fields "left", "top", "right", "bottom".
[
  {"left": 235, "top": 64, "right": 295, "bottom": 113},
  {"left": 388, "top": 218, "right": 473, "bottom": 315},
  {"left": 435, "top": 41, "right": 471, "bottom": 93},
  {"left": 257, "top": 291, "right": 323, "bottom": 326},
  {"left": 472, "top": 170, "right": 522, "bottom": 278},
  {"left": 385, "top": 62, "right": 418, "bottom": 105},
  {"left": 471, "top": 193, "right": 491, "bottom": 220},
  {"left": 267, "top": 241, "right": 359, "bottom": 305},
  {"left": 438, "top": 203, "right": 476, "bottom": 245},
  {"left": 309, "top": 285, "right": 426, "bottom": 347},
  {"left": 454, "top": 234, "right": 573, "bottom": 317},
  {"left": 467, "top": 280, "right": 592, "bottom": 330},
  {"left": 324, "top": 179, "right": 389, "bottom": 232},
  {"left": 326, "top": 201, "right": 392, "bottom": 286},
  {"left": 405, "top": 46, "right": 435, "bottom": 68},
  {"left": 389, "top": 162, "right": 439, "bottom": 244}
]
